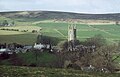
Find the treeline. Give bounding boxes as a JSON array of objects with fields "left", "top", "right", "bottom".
[
  {"left": 0, "top": 43, "right": 24, "bottom": 49},
  {"left": 0, "top": 28, "right": 19, "bottom": 31},
  {"left": 36, "top": 35, "right": 63, "bottom": 45},
  {"left": 0, "top": 28, "right": 40, "bottom": 33},
  {"left": 0, "top": 28, "right": 28, "bottom": 32}
]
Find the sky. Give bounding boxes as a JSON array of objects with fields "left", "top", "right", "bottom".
[{"left": 0, "top": 0, "right": 120, "bottom": 14}]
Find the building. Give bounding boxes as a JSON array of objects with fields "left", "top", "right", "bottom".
[
  {"left": 68, "top": 24, "right": 76, "bottom": 41},
  {"left": 33, "top": 43, "right": 45, "bottom": 50},
  {"left": 68, "top": 24, "right": 77, "bottom": 51},
  {"left": 33, "top": 43, "right": 51, "bottom": 51},
  {"left": 0, "top": 48, "right": 12, "bottom": 54}
]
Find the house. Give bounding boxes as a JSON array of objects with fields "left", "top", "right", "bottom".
[
  {"left": 0, "top": 48, "right": 12, "bottom": 54},
  {"left": 23, "top": 45, "right": 32, "bottom": 52},
  {"left": 33, "top": 43, "right": 51, "bottom": 51},
  {"left": 33, "top": 43, "right": 45, "bottom": 50}
]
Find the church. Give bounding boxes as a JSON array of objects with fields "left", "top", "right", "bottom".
[{"left": 68, "top": 24, "right": 77, "bottom": 51}]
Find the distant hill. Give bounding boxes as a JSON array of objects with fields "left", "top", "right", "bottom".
[{"left": 0, "top": 11, "right": 120, "bottom": 20}]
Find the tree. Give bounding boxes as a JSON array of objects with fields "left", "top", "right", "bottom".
[
  {"left": 36, "top": 35, "right": 61, "bottom": 45},
  {"left": 115, "top": 21, "right": 119, "bottom": 25},
  {"left": 58, "top": 35, "right": 119, "bottom": 72},
  {"left": 2, "top": 20, "right": 9, "bottom": 26},
  {"left": 90, "top": 44, "right": 119, "bottom": 72},
  {"left": 85, "top": 34, "right": 106, "bottom": 48},
  {"left": 57, "top": 40, "right": 68, "bottom": 51},
  {"left": 11, "top": 21, "right": 15, "bottom": 26},
  {"left": 0, "top": 52, "right": 10, "bottom": 60}
]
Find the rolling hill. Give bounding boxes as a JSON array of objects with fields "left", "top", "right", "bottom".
[{"left": 0, "top": 11, "right": 120, "bottom": 20}]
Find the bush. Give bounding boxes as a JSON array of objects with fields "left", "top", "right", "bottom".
[
  {"left": 32, "top": 30, "right": 37, "bottom": 33},
  {"left": 85, "top": 34, "right": 106, "bottom": 47},
  {"left": 0, "top": 52, "right": 10, "bottom": 60},
  {"left": 37, "top": 35, "right": 62, "bottom": 45},
  {"left": 57, "top": 40, "right": 68, "bottom": 51}
]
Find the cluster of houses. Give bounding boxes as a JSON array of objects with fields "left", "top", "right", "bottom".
[
  {"left": 0, "top": 43, "right": 30, "bottom": 54},
  {"left": 0, "top": 25, "right": 95, "bottom": 55},
  {"left": 0, "top": 43, "right": 52, "bottom": 55}
]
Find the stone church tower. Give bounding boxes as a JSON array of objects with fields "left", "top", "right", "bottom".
[
  {"left": 68, "top": 24, "right": 77, "bottom": 51},
  {"left": 68, "top": 24, "right": 76, "bottom": 41}
]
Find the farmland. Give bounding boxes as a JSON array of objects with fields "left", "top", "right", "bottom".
[
  {"left": 0, "top": 26, "right": 41, "bottom": 45},
  {"left": 0, "top": 11, "right": 120, "bottom": 45},
  {"left": 0, "top": 21, "right": 120, "bottom": 45}
]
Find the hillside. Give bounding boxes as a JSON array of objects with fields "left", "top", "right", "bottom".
[{"left": 0, "top": 11, "right": 120, "bottom": 20}]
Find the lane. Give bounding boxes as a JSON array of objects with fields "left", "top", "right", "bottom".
[{"left": 54, "top": 29, "right": 67, "bottom": 39}]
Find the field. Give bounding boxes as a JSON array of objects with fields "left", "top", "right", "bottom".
[
  {"left": 0, "top": 19, "right": 120, "bottom": 45},
  {"left": 0, "top": 65, "right": 120, "bottom": 77},
  {"left": 0, "top": 26, "right": 41, "bottom": 45}
]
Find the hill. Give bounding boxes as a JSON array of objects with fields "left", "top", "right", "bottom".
[{"left": 0, "top": 11, "right": 120, "bottom": 20}]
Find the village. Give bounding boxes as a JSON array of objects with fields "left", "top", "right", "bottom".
[
  {"left": 0, "top": 22, "right": 120, "bottom": 73},
  {"left": 0, "top": 24, "right": 114, "bottom": 73},
  {"left": 0, "top": 24, "right": 96, "bottom": 54}
]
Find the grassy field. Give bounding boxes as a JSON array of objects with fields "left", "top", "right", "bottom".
[
  {"left": 0, "top": 21, "right": 120, "bottom": 45},
  {"left": 0, "top": 26, "right": 42, "bottom": 45},
  {"left": 0, "top": 32, "right": 38, "bottom": 45},
  {"left": 17, "top": 52, "right": 57, "bottom": 66},
  {"left": 0, "top": 65, "right": 120, "bottom": 77},
  {"left": 35, "top": 22, "right": 120, "bottom": 43},
  {"left": 0, "top": 14, "right": 120, "bottom": 45}
]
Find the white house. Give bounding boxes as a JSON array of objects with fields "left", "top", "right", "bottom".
[
  {"left": 0, "top": 48, "right": 12, "bottom": 54},
  {"left": 33, "top": 43, "right": 45, "bottom": 50},
  {"left": 33, "top": 43, "right": 51, "bottom": 51}
]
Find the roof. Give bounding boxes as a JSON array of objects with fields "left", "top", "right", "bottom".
[{"left": 0, "top": 48, "right": 11, "bottom": 52}]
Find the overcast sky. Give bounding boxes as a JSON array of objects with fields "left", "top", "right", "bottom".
[{"left": 0, "top": 0, "right": 120, "bottom": 14}]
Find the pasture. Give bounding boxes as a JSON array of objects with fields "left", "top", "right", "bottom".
[
  {"left": 35, "top": 22, "right": 120, "bottom": 43},
  {"left": 0, "top": 21, "right": 120, "bottom": 45},
  {"left": 0, "top": 26, "right": 41, "bottom": 45}
]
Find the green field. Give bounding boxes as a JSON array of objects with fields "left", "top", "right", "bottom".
[
  {"left": 34, "top": 22, "right": 120, "bottom": 43},
  {"left": 18, "top": 52, "right": 57, "bottom": 66},
  {"left": 0, "top": 14, "right": 120, "bottom": 45},
  {"left": 0, "top": 21, "right": 120, "bottom": 45}
]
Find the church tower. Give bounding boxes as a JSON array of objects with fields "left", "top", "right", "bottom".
[
  {"left": 68, "top": 24, "right": 77, "bottom": 51},
  {"left": 68, "top": 24, "right": 76, "bottom": 41}
]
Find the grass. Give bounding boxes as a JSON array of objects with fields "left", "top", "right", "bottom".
[
  {"left": 18, "top": 52, "right": 57, "bottom": 65},
  {"left": 0, "top": 22, "right": 120, "bottom": 45},
  {"left": 35, "top": 22, "right": 120, "bottom": 43},
  {"left": 0, "top": 26, "right": 42, "bottom": 45},
  {"left": 0, "top": 16, "right": 120, "bottom": 45},
  {"left": 0, "top": 33, "right": 38, "bottom": 45},
  {"left": 0, "top": 65, "right": 120, "bottom": 77}
]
